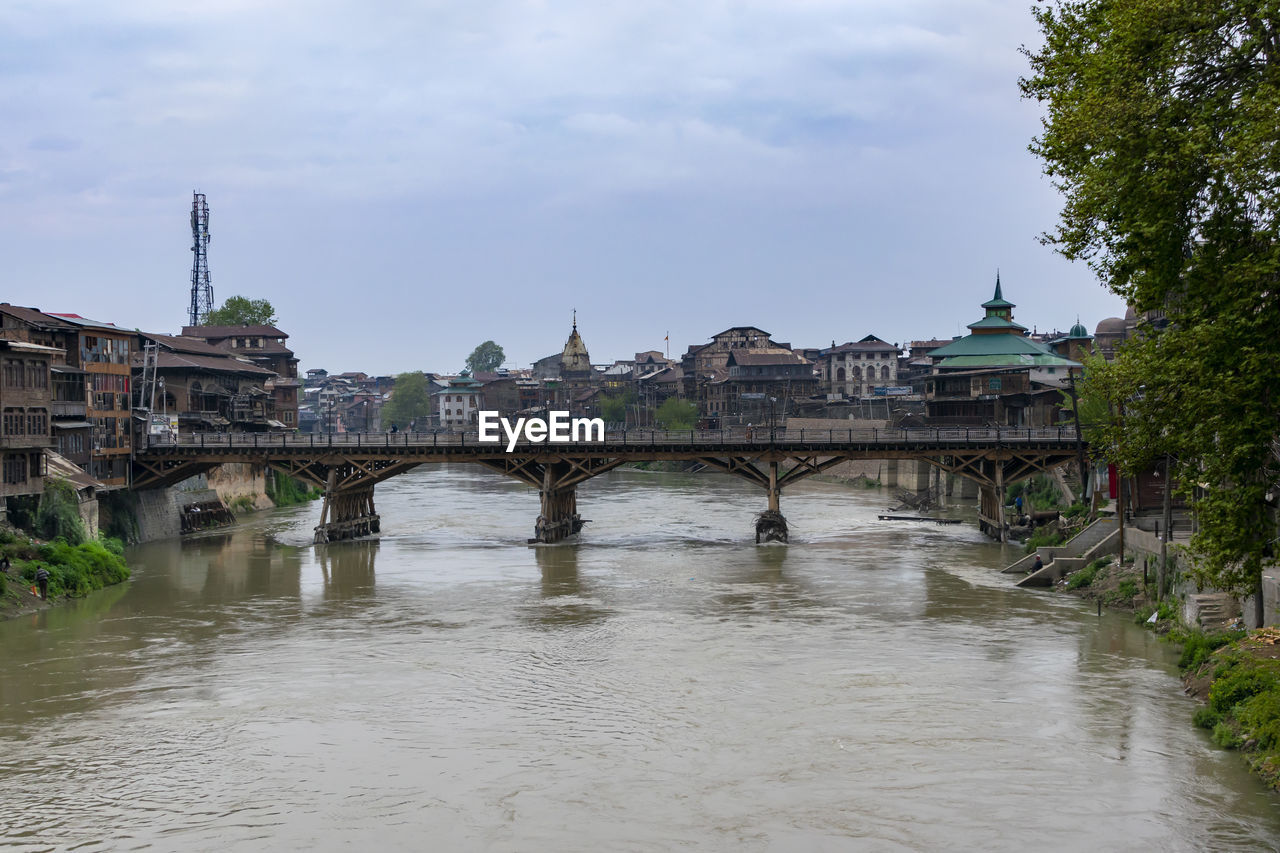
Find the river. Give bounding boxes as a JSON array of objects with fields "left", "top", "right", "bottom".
[{"left": 2, "top": 466, "right": 1278, "bottom": 851}]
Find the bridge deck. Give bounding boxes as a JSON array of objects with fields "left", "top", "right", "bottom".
[{"left": 137, "top": 426, "right": 1080, "bottom": 461}]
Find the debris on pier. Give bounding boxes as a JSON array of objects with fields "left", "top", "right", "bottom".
[{"left": 755, "top": 510, "right": 788, "bottom": 543}]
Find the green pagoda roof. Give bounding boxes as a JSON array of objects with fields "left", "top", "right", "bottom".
[
  {"left": 936, "top": 352, "right": 1082, "bottom": 371},
  {"left": 966, "top": 315, "right": 1029, "bottom": 332},
  {"left": 929, "top": 331, "right": 1053, "bottom": 359}
]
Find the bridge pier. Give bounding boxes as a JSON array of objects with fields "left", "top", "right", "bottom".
[
  {"left": 756, "top": 461, "right": 788, "bottom": 543},
  {"left": 533, "top": 461, "right": 586, "bottom": 544},
  {"left": 314, "top": 479, "right": 381, "bottom": 544}
]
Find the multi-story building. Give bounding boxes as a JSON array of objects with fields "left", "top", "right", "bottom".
[
  {"left": 136, "top": 332, "right": 280, "bottom": 434},
  {"left": 705, "top": 348, "right": 817, "bottom": 424},
  {"left": 43, "top": 314, "right": 133, "bottom": 488},
  {"left": 437, "top": 373, "right": 484, "bottom": 427},
  {"left": 0, "top": 337, "right": 58, "bottom": 499},
  {"left": 817, "top": 335, "right": 901, "bottom": 399},
  {"left": 181, "top": 324, "right": 300, "bottom": 429},
  {"left": 0, "top": 305, "right": 90, "bottom": 471}
]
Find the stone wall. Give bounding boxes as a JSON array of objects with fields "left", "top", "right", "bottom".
[
  {"left": 207, "top": 463, "right": 273, "bottom": 512},
  {"left": 133, "top": 464, "right": 272, "bottom": 543}
]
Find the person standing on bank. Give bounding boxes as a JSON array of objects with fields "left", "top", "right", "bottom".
[{"left": 35, "top": 566, "right": 49, "bottom": 600}]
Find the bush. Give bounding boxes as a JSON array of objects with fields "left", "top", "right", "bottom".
[
  {"left": 1066, "top": 562, "right": 1100, "bottom": 590},
  {"left": 1209, "top": 663, "right": 1279, "bottom": 714},
  {"left": 1023, "top": 528, "right": 1066, "bottom": 554},
  {"left": 19, "top": 540, "right": 130, "bottom": 599},
  {"left": 1236, "top": 690, "right": 1280, "bottom": 751},
  {"left": 1193, "top": 706, "right": 1221, "bottom": 729},
  {"left": 1213, "top": 721, "right": 1244, "bottom": 749},
  {"left": 1177, "top": 631, "right": 1244, "bottom": 672}
]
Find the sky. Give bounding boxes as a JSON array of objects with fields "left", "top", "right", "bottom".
[{"left": 0, "top": 0, "right": 1128, "bottom": 375}]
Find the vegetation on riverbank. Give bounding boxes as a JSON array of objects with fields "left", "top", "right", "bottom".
[
  {"left": 1, "top": 529, "right": 131, "bottom": 619},
  {"left": 1179, "top": 629, "right": 1280, "bottom": 791},
  {"left": 266, "top": 471, "right": 323, "bottom": 507}
]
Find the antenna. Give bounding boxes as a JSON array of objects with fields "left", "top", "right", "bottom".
[{"left": 188, "top": 192, "right": 213, "bottom": 326}]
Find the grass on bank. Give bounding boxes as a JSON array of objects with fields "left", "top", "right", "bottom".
[
  {"left": 1, "top": 528, "right": 130, "bottom": 603},
  {"left": 1176, "top": 630, "right": 1280, "bottom": 790}
]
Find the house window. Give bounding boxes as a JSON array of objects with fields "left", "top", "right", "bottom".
[
  {"left": 3, "top": 359, "right": 23, "bottom": 389},
  {"left": 3, "top": 408, "right": 23, "bottom": 435},
  {"left": 3, "top": 453, "right": 28, "bottom": 484},
  {"left": 989, "top": 378, "right": 1002, "bottom": 390}
]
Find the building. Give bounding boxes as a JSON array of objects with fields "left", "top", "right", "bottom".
[
  {"left": 181, "top": 324, "right": 300, "bottom": 429},
  {"left": 0, "top": 305, "right": 91, "bottom": 472},
  {"left": 0, "top": 337, "right": 59, "bottom": 499},
  {"left": 927, "top": 277, "right": 1081, "bottom": 388},
  {"left": 437, "top": 372, "right": 484, "bottom": 427},
  {"left": 44, "top": 314, "right": 133, "bottom": 488},
  {"left": 137, "top": 332, "right": 281, "bottom": 434},
  {"left": 922, "top": 277, "right": 1082, "bottom": 426},
  {"left": 705, "top": 347, "right": 817, "bottom": 424},
  {"left": 817, "top": 335, "right": 901, "bottom": 399}
]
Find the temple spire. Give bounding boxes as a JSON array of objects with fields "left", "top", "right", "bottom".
[{"left": 993, "top": 270, "right": 1003, "bottom": 302}]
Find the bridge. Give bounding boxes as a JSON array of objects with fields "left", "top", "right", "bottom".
[{"left": 132, "top": 425, "right": 1082, "bottom": 545}]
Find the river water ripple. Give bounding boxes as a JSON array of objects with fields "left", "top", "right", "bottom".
[{"left": 2, "top": 466, "right": 1278, "bottom": 851}]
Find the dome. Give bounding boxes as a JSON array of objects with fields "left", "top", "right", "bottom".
[
  {"left": 1069, "top": 321, "right": 1090, "bottom": 338},
  {"left": 1095, "top": 317, "right": 1125, "bottom": 335}
]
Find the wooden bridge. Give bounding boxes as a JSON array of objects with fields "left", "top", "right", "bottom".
[{"left": 131, "top": 426, "right": 1081, "bottom": 544}]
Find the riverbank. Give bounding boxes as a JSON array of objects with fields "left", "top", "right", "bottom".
[
  {"left": 1045, "top": 553, "right": 1280, "bottom": 791},
  {"left": 1182, "top": 628, "right": 1280, "bottom": 791},
  {"left": 0, "top": 533, "right": 131, "bottom": 621}
]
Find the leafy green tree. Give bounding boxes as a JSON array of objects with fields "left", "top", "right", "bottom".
[
  {"left": 381, "top": 371, "right": 432, "bottom": 430},
  {"left": 205, "top": 295, "right": 278, "bottom": 326},
  {"left": 655, "top": 398, "right": 697, "bottom": 430},
  {"left": 466, "top": 341, "right": 505, "bottom": 374},
  {"left": 599, "top": 389, "right": 637, "bottom": 424},
  {"left": 1022, "top": 1, "right": 1280, "bottom": 601}
]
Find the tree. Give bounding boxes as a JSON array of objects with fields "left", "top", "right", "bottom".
[
  {"left": 381, "top": 371, "right": 432, "bottom": 430},
  {"left": 655, "top": 398, "right": 698, "bottom": 430},
  {"left": 205, "top": 295, "right": 278, "bottom": 326},
  {"left": 466, "top": 341, "right": 505, "bottom": 374},
  {"left": 1022, "top": 1, "right": 1280, "bottom": 601},
  {"left": 599, "top": 389, "right": 637, "bottom": 425}
]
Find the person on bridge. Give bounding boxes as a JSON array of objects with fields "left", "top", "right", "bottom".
[{"left": 746, "top": 423, "right": 753, "bottom": 440}]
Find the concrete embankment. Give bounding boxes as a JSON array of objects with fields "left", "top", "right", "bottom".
[{"left": 129, "top": 463, "right": 273, "bottom": 543}]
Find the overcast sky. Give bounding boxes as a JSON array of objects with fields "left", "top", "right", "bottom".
[{"left": 1, "top": 0, "right": 1127, "bottom": 375}]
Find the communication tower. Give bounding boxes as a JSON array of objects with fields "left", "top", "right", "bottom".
[{"left": 187, "top": 192, "right": 214, "bottom": 327}]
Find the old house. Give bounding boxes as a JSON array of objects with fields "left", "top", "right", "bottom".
[
  {"left": 0, "top": 305, "right": 91, "bottom": 472},
  {"left": 137, "top": 332, "right": 281, "bottom": 434},
  {"left": 181, "top": 324, "right": 300, "bottom": 429},
  {"left": 0, "top": 337, "right": 58, "bottom": 500},
  {"left": 705, "top": 348, "right": 817, "bottom": 424},
  {"left": 817, "top": 335, "right": 901, "bottom": 399},
  {"left": 437, "top": 372, "right": 484, "bottom": 427}
]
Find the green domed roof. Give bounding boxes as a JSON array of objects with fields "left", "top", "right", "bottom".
[{"left": 1068, "top": 317, "right": 1091, "bottom": 338}]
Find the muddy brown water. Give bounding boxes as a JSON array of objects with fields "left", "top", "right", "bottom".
[{"left": 2, "top": 467, "right": 1278, "bottom": 851}]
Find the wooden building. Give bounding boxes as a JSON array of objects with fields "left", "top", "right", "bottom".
[
  {"left": 181, "top": 324, "right": 300, "bottom": 430},
  {"left": 0, "top": 337, "right": 58, "bottom": 499}
]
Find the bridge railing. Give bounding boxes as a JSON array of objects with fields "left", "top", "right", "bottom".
[{"left": 141, "top": 425, "right": 1080, "bottom": 451}]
